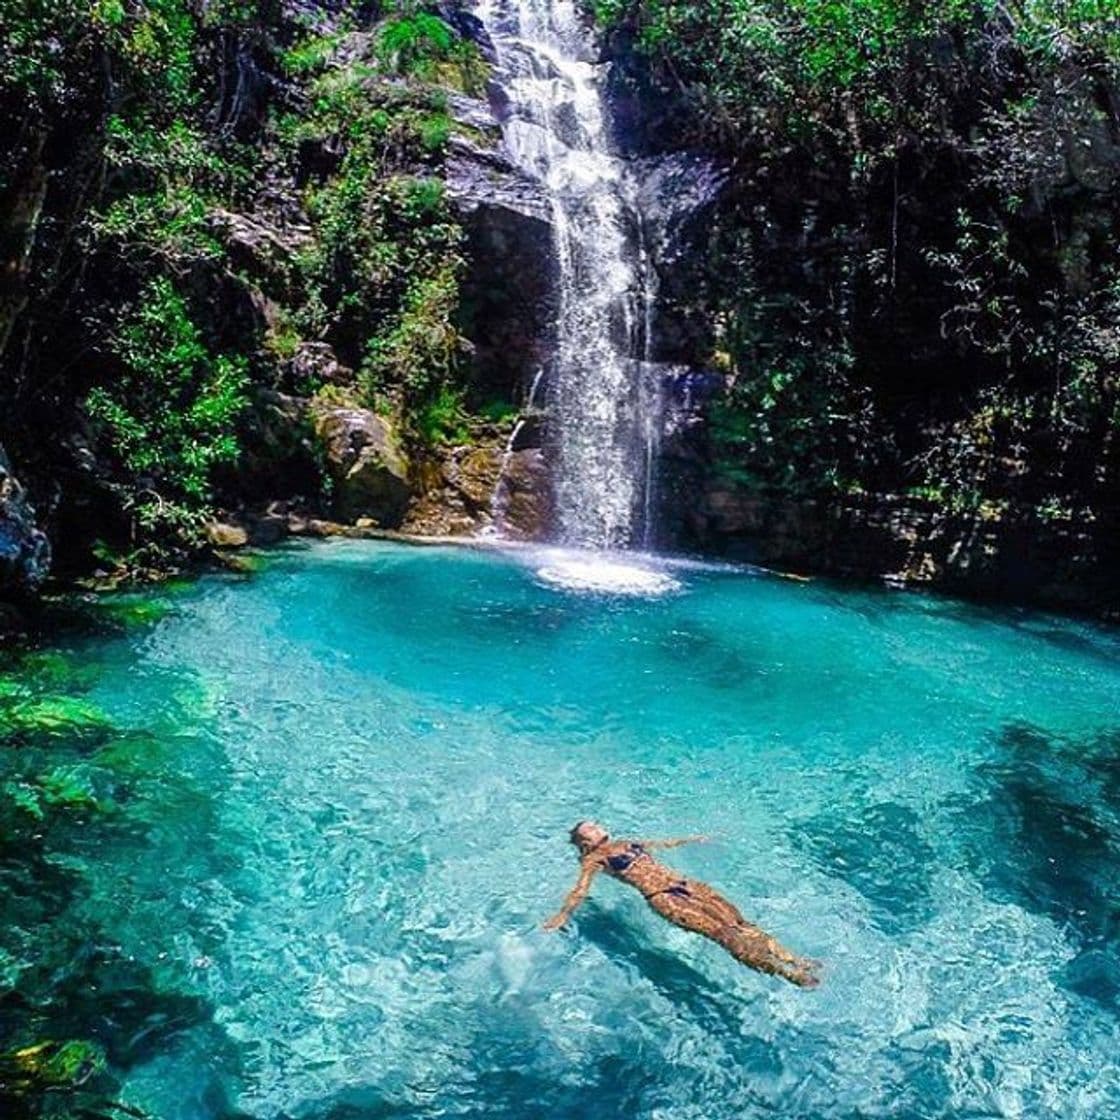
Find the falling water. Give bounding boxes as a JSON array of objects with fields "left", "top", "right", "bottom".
[{"left": 476, "top": 0, "right": 657, "bottom": 549}]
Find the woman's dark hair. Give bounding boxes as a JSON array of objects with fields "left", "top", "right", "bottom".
[{"left": 570, "top": 821, "right": 605, "bottom": 844}]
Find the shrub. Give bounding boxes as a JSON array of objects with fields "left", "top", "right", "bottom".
[{"left": 86, "top": 277, "right": 249, "bottom": 536}]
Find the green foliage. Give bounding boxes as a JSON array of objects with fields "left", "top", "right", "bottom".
[
  {"left": 0, "top": 0, "right": 90, "bottom": 108},
  {"left": 377, "top": 11, "right": 488, "bottom": 92},
  {"left": 361, "top": 263, "right": 464, "bottom": 397},
  {"left": 380, "top": 11, "right": 455, "bottom": 64},
  {"left": 478, "top": 399, "right": 520, "bottom": 424},
  {"left": 1, "top": 0, "right": 498, "bottom": 568},
  {"left": 0, "top": 0, "right": 200, "bottom": 111},
  {"left": 86, "top": 278, "right": 249, "bottom": 535},
  {"left": 414, "top": 385, "right": 471, "bottom": 446},
  {"left": 114, "top": 0, "right": 198, "bottom": 110},
  {"left": 90, "top": 115, "right": 250, "bottom": 265},
  {"left": 291, "top": 47, "right": 469, "bottom": 441},
  {"left": 600, "top": 0, "right": 1120, "bottom": 514},
  {"left": 281, "top": 30, "right": 349, "bottom": 75}
]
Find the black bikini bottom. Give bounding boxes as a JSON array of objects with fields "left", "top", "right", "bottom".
[{"left": 648, "top": 880, "right": 691, "bottom": 900}]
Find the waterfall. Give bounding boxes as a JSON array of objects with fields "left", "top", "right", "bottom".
[{"left": 476, "top": 0, "right": 658, "bottom": 551}]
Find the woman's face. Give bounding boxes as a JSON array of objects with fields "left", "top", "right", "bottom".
[{"left": 572, "top": 821, "right": 609, "bottom": 852}]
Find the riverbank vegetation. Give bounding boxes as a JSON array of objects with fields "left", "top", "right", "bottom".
[
  {"left": 597, "top": 0, "right": 1120, "bottom": 523},
  {"left": 3, "top": 0, "right": 1119, "bottom": 602},
  {"left": 0, "top": 1, "right": 488, "bottom": 578}
]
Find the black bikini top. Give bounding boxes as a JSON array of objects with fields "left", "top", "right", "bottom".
[{"left": 605, "top": 842, "right": 647, "bottom": 874}]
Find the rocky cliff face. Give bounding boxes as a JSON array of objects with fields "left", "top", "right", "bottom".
[
  {"left": 691, "top": 488, "right": 1120, "bottom": 619},
  {"left": 0, "top": 0, "right": 562, "bottom": 582},
  {"left": 2, "top": 1, "right": 1117, "bottom": 621},
  {"left": 0, "top": 446, "right": 50, "bottom": 599}
]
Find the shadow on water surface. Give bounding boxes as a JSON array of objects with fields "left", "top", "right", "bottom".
[
  {"left": 576, "top": 906, "right": 760, "bottom": 1039},
  {"left": 960, "top": 722, "right": 1120, "bottom": 1012},
  {"left": 798, "top": 801, "right": 936, "bottom": 935}
]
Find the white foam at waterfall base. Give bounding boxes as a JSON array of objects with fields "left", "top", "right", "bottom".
[{"left": 531, "top": 548, "right": 681, "bottom": 595}]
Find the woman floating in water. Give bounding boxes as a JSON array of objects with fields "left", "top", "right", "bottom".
[{"left": 544, "top": 821, "right": 820, "bottom": 988}]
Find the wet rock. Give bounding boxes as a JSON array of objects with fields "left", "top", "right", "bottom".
[
  {"left": 632, "top": 155, "right": 729, "bottom": 365},
  {"left": 403, "top": 443, "right": 503, "bottom": 537},
  {"left": 0, "top": 444, "right": 50, "bottom": 595},
  {"left": 205, "top": 521, "right": 250, "bottom": 549},
  {"left": 449, "top": 446, "right": 503, "bottom": 509},
  {"left": 443, "top": 85, "right": 558, "bottom": 399},
  {"left": 494, "top": 448, "right": 552, "bottom": 540},
  {"left": 688, "top": 487, "right": 1120, "bottom": 618},
  {"left": 446, "top": 130, "right": 558, "bottom": 400},
  {"left": 443, "top": 127, "right": 552, "bottom": 228},
  {"left": 437, "top": 4, "right": 495, "bottom": 60},
  {"left": 284, "top": 342, "right": 353, "bottom": 388},
  {"left": 311, "top": 405, "right": 411, "bottom": 527}
]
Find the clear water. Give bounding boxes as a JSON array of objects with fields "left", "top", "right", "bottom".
[{"left": 3, "top": 540, "right": 1120, "bottom": 1119}]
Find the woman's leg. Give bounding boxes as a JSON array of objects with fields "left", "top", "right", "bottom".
[
  {"left": 648, "top": 886, "right": 820, "bottom": 988},
  {"left": 713, "top": 923, "right": 820, "bottom": 987}
]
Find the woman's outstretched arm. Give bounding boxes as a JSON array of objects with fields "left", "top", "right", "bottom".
[
  {"left": 638, "top": 835, "right": 709, "bottom": 850},
  {"left": 543, "top": 860, "right": 599, "bottom": 930}
]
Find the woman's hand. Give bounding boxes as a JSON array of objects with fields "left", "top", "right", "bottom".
[{"left": 543, "top": 861, "right": 598, "bottom": 931}]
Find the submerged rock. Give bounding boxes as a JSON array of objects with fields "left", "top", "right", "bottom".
[
  {"left": 0, "top": 444, "right": 50, "bottom": 596},
  {"left": 311, "top": 405, "right": 411, "bottom": 527}
]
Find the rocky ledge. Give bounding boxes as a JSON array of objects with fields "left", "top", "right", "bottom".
[
  {"left": 690, "top": 487, "right": 1120, "bottom": 621},
  {"left": 0, "top": 445, "right": 50, "bottom": 598}
]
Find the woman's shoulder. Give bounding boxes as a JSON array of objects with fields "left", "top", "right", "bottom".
[{"left": 588, "top": 840, "right": 626, "bottom": 864}]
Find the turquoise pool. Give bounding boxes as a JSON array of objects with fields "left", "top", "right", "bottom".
[{"left": 2, "top": 540, "right": 1119, "bottom": 1118}]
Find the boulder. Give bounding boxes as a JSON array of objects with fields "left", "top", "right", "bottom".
[
  {"left": 403, "top": 442, "right": 503, "bottom": 537},
  {"left": 205, "top": 521, "right": 250, "bottom": 549},
  {"left": 284, "top": 342, "right": 353, "bottom": 388},
  {"left": 494, "top": 448, "right": 552, "bottom": 540},
  {"left": 0, "top": 444, "right": 50, "bottom": 595},
  {"left": 310, "top": 405, "right": 411, "bottom": 527}
]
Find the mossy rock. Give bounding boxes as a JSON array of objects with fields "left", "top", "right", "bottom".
[
  {"left": 1, "top": 1037, "right": 107, "bottom": 1091},
  {"left": 0, "top": 696, "right": 112, "bottom": 742}
]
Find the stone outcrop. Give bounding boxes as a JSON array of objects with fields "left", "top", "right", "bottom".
[
  {"left": 310, "top": 404, "right": 411, "bottom": 527},
  {"left": 690, "top": 488, "right": 1120, "bottom": 619},
  {"left": 235, "top": 388, "right": 321, "bottom": 502},
  {"left": 404, "top": 443, "right": 503, "bottom": 537},
  {"left": 492, "top": 448, "right": 552, "bottom": 540},
  {"left": 444, "top": 93, "right": 559, "bottom": 403},
  {"left": 0, "top": 444, "right": 50, "bottom": 596}
]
